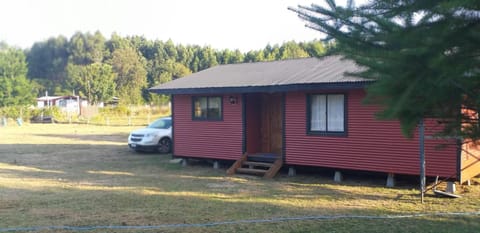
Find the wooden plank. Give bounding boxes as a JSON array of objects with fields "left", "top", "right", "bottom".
[
  {"left": 460, "top": 142, "right": 480, "bottom": 183},
  {"left": 261, "top": 94, "right": 272, "bottom": 153},
  {"left": 270, "top": 93, "right": 283, "bottom": 156},
  {"left": 260, "top": 93, "right": 283, "bottom": 156},
  {"left": 264, "top": 158, "right": 283, "bottom": 179},
  {"left": 246, "top": 94, "right": 262, "bottom": 154},
  {"left": 433, "top": 190, "right": 461, "bottom": 198},
  {"left": 247, "top": 153, "right": 279, "bottom": 163},
  {"left": 226, "top": 152, "right": 248, "bottom": 175},
  {"left": 243, "top": 161, "right": 273, "bottom": 168},
  {"left": 236, "top": 168, "right": 268, "bottom": 175}
]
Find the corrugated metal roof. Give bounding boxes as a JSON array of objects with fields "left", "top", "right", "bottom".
[
  {"left": 37, "top": 96, "right": 78, "bottom": 101},
  {"left": 149, "top": 55, "right": 370, "bottom": 94}
]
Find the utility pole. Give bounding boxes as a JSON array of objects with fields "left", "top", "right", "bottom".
[{"left": 419, "top": 119, "right": 426, "bottom": 203}]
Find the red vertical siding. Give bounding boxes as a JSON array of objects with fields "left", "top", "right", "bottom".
[
  {"left": 285, "top": 89, "right": 459, "bottom": 178},
  {"left": 173, "top": 94, "right": 243, "bottom": 160}
]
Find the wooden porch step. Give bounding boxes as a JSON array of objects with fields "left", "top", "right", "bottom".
[
  {"left": 264, "top": 158, "right": 283, "bottom": 179},
  {"left": 242, "top": 161, "right": 273, "bottom": 168},
  {"left": 236, "top": 167, "right": 268, "bottom": 175},
  {"left": 247, "top": 153, "right": 278, "bottom": 163},
  {"left": 226, "top": 152, "right": 248, "bottom": 175},
  {"left": 227, "top": 153, "right": 283, "bottom": 178}
]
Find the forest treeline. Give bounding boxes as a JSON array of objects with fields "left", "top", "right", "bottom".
[{"left": 0, "top": 31, "right": 326, "bottom": 107}]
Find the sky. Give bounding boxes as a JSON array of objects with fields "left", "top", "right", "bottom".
[{"left": 0, "top": 0, "right": 364, "bottom": 52}]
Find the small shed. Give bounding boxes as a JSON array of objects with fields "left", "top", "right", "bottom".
[{"left": 150, "top": 55, "right": 480, "bottom": 183}]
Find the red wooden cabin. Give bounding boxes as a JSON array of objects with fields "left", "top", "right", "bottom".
[{"left": 150, "top": 56, "right": 480, "bottom": 184}]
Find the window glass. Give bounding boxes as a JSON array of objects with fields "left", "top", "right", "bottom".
[
  {"left": 309, "top": 94, "right": 345, "bottom": 134},
  {"left": 194, "top": 97, "right": 208, "bottom": 118},
  {"left": 207, "top": 97, "right": 222, "bottom": 119},
  {"left": 193, "top": 96, "right": 222, "bottom": 120},
  {"left": 58, "top": 99, "right": 66, "bottom": 107},
  {"left": 148, "top": 118, "right": 171, "bottom": 129},
  {"left": 311, "top": 95, "right": 326, "bottom": 131},
  {"left": 327, "top": 94, "right": 344, "bottom": 132}
]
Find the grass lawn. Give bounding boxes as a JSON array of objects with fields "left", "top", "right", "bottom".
[{"left": 0, "top": 123, "right": 479, "bottom": 232}]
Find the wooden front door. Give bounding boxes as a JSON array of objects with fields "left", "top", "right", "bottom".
[
  {"left": 260, "top": 93, "right": 283, "bottom": 155},
  {"left": 245, "top": 93, "right": 283, "bottom": 156}
]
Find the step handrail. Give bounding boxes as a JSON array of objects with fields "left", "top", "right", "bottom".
[
  {"left": 226, "top": 152, "right": 248, "bottom": 175},
  {"left": 264, "top": 158, "right": 283, "bottom": 178}
]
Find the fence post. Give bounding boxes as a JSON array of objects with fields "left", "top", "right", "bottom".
[{"left": 1, "top": 117, "right": 6, "bottom": 127}]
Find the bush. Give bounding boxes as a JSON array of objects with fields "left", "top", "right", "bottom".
[
  {"left": 0, "top": 106, "right": 32, "bottom": 120},
  {"left": 99, "top": 105, "right": 131, "bottom": 116},
  {"left": 98, "top": 105, "right": 170, "bottom": 117},
  {"left": 29, "top": 106, "right": 67, "bottom": 122}
]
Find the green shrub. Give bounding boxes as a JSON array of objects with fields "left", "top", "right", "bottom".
[
  {"left": 0, "top": 106, "right": 32, "bottom": 120},
  {"left": 99, "top": 105, "right": 131, "bottom": 116},
  {"left": 29, "top": 106, "right": 67, "bottom": 122}
]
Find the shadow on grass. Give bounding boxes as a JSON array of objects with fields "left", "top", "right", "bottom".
[
  {"left": 1, "top": 142, "right": 479, "bottom": 232},
  {"left": 0, "top": 141, "right": 447, "bottom": 203},
  {"left": 32, "top": 132, "right": 129, "bottom": 143}
]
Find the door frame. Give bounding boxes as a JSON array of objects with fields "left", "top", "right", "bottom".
[{"left": 243, "top": 93, "right": 285, "bottom": 158}]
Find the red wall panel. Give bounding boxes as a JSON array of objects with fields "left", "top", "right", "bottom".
[
  {"left": 245, "top": 94, "right": 262, "bottom": 154},
  {"left": 285, "top": 89, "right": 458, "bottom": 178},
  {"left": 173, "top": 94, "right": 243, "bottom": 160}
]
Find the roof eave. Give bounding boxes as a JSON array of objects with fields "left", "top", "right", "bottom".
[{"left": 148, "top": 81, "right": 374, "bottom": 95}]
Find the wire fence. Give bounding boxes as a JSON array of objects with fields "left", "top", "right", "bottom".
[
  {"left": 1, "top": 105, "right": 170, "bottom": 127},
  {"left": 1, "top": 114, "right": 169, "bottom": 127},
  {"left": 1, "top": 211, "right": 479, "bottom": 232},
  {"left": 75, "top": 115, "right": 161, "bottom": 126}
]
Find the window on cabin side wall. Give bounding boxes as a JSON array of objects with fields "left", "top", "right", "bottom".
[
  {"left": 192, "top": 96, "right": 222, "bottom": 120},
  {"left": 309, "top": 94, "right": 345, "bottom": 135}
]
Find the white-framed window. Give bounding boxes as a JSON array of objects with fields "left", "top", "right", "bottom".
[{"left": 308, "top": 94, "right": 346, "bottom": 135}]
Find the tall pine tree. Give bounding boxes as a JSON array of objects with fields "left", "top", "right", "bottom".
[{"left": 291, "top": 0, "right": 480, "bottom": 141}]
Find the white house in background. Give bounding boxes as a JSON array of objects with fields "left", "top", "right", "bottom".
[{"left": 36, "top": 95, "right": 86, "bottom": 114}]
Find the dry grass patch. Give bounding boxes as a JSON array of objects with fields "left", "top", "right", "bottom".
[{"left": 0, "top": 123, "right": 479, "bottom": 232}]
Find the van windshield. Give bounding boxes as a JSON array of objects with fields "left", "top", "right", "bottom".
[{"left": 147, "top": 118, "right": 171, "bottom": 129}]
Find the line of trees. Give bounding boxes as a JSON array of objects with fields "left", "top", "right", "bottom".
[
  {"left": 0, "top": 43, "right": 37, "bottom": 108},
  {"left": 0, "top": 32, "right": 327, "bottom": 109}
]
